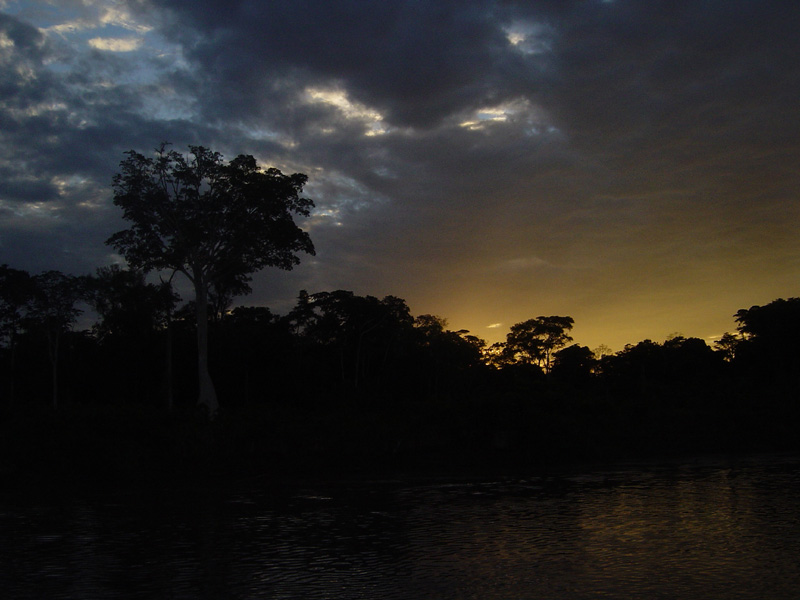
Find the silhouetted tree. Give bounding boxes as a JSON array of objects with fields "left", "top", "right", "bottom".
[
  {"left": 0, "top": 265, "right": 34, "bottom": 404},
  {"left": 599, "top": 336, "right": 723, "bottom": 403},
  {"left": 23, "top": 271, "right": 83, "bottom": 408},
  {"left": 601, "top": 339, "right": 662, "bottom": 396},
  {"left": 208, "top": 271, "right": 251, "bottom": 322},
  {"left": 662, "top": 336, "right": 720, "bottom": 377},
  {"left": 211, "top": 305, "right": 297, "bottom": 405},
  {"left": 734, "top": 298, "right": 800, "bottom": 382},
  {"left": 713, "top": 332, "right": 741, "bottom": 362},
  {"left": 413, "top": 315, "right": 486, "bottom": 397},
  {"left": 483, "top": 342, "right": 510, "bottom": 369},
  {"left": 735, "top": 298, "right": 800, "bottom": 341},
  {"left": 502, "top": 316, "right": 574, "bottom": 373},
  {"left": 551, "top": 344, "right": 597, "bottom": 385},
  {"left": 83, "top": 265, "right": 178, "bottom": 406},
  {"left": 107, "top": 144, "right": 315, "bottom": 415},
  {"left": 84, "top": 265, "right": 176, "bottom": 341},
  {"left": 289, "top": 290, "right": 413, "bottom": 392}
]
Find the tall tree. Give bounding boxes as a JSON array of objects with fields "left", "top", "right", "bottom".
[{"left": 107, "top": 144, "right": 315, "bottom": 415}]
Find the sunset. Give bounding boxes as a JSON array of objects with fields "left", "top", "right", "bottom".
[
  {"left": 2, "top": 3, "right": 800, "bottom": 598},
  {"left": 2, "top": 1, "right": 798, "bottom": 350}
]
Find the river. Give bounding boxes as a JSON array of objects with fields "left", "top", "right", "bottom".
[{"left": 2, "top": 454, "right": 799, "bottom": 599}]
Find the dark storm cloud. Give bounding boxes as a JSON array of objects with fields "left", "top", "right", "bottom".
[
  {"left": 0, "top": 169, "right": 58, "bottom": 203},
  {"left": 144, "top": 0, "right": 549, "bottom": 129},
  {"left": 0, "top": 11, "right": 46, "bottom": 65},
  {"left": 537, "top": 1, "right": 800, "bottom": 165}
]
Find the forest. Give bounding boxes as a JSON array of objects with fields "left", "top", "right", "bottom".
[
  {"left": 1, "top": 145, "right": 798, "bottom": 486},
  {"left": 1, "top": 261, "right": 799, "bottom": 485}
]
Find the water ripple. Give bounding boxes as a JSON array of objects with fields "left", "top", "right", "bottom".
[{"left": 2, "top": 455, "right": 800, "bottom": 598}]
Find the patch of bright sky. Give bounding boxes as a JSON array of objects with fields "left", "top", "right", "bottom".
[
  {"left": 459, "top": 98, "right": 547, "bottom": 134},
  {"left": 0, "top": 198, "right": 61, "bottom": 219},
  {"left": 305, "top": 86, "right": 388, "bottom": 136},
  {"left": 372, "top": 165, "right": 396, "bottom": 179},
  {"left": 240, "top": 124, "right": 298, "bottom": 149},
  {"left": 2, "top": 100, "right": 67, "bottom": 119},
  {"left": 53, "top": 174, "right": 106, "bottom": 209},
  {"left": 7, "top": 1, "right": 191, "bottom": 94},
  {"left": 503, "top": 21, "right": 553, "bottom": 55},
  {"left": 87, "top": 36, "right": 142, "bottom": 51},
  {"left": 307, "top": 170, "right": 381, "bottom": 211},
  {"left": 303, "top": 169, "right": 388, "bottom": 230},
  {"left": 52, "top": 174, "right": 85, "bottom": 195}
]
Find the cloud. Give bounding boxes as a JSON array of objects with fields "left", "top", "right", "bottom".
[
  {"left": 141, "top": 0, "right": 552, "bottom": 130},
  {"left": 88, "top": 36, "right": 143, "bottom": 51},
  {"left": 0, "top": 0, "right": 799, "bottom": 352},
  {"left": 497, "top": 257, "right": 554, "bottom": 271}
]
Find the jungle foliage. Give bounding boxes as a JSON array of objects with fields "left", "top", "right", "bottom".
[{"left": 2, "top": 260, "right": 799, "bottom": 483}]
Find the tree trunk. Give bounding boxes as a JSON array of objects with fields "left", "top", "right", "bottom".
[
  {"left": 48, "top": 329, "right": 59, "bottom": 410},
  {"left": 7, "top": 334, "right": 17, "bottom": 405},
  {"left": 165, "top": 318, "right": 174, "bottom": 411},
  {"left": 194, "top": 278, "right": 219, "bottom": 417}
]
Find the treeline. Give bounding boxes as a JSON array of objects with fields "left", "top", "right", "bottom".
[
  {"left": 1, "top": 262, "right": 799, "bottom": 481},
  {"left": 0, "top": 265, "right": 489, "bottom": 409}
]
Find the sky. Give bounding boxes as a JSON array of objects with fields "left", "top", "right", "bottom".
[{"left": 1, "top": 0, "right": 799, "bottom": 352}]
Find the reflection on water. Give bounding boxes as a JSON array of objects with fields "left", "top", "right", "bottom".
[{"left": 2, "top": 455, "right": 800, "bottom": 599}]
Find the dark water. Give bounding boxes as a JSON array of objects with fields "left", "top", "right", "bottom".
[{"left": 2, "top": 455, "right": 800, "bottom": 599}]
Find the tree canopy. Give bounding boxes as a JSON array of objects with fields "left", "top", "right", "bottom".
[
  {"left": 106, "top": 144, "right": 315, "bottom": 414},
  {"left": 501, "top": 316, "right": 575, "bottom": 373}
]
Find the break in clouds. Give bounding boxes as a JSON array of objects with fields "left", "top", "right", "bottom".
[{"left": 1, "top": 0, "right": 800, "bottom": 348}]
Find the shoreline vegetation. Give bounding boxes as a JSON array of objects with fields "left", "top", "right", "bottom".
[
  {"left": 2, "top": 375, "right": 798, "bottom": 491},
  {"left": 2, "top": 267, "right": 800, "bottom": 491}
]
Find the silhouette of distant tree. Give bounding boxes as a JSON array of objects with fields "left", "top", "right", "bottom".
[
  {"left": 23, "top": 271, "right": 83, "bottom": 408},
  {"left": 734, "top": 298, "right": 800, "bottom": 380},
  {"left": 599, "top": 336, "right": 723, "bottom": 403},
  {"left": 551, "top": 344, "right": 596, "bottom": 385},
  {"left": 661, "top": 336, "right": 723, "bottom": 390},
  {"left": 208, "top": 271, "right": 251, "bottom": 322},
  {"left": 83, "top": 265, "right": 177, "bottom": 341},
  {"left": 107, "top": 144, "right": 315, "bottom": 415},
  {"left": 211, "top": 305, "right": 297, "bottom": 405},
  {"left": 83, "top": 265, "right": 178, "bottom": 406},
  {"left": 502, "top": 316, "right": 575, "bottom": 373},
  {"left": 735, "top": 298, "right": 800, "bottom": 341},
  {"left": 288, "top": 290, "right": 413, "bottom": 392},
  {"left": 601, "top": 339, "right": 663, "bottom": 396},
  {"left": 713, "top": 332, "right": 741, "bottom": 362},
  {"left": 0, "top": 265, "right": 35, "bottom": 404},
  {"left": 412, "top": 315, "right": 486, "bottom": 398}
]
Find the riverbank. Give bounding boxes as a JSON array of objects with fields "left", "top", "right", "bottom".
[{"left": 2, "top": 395, "right": 798, "bottom": 492}]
